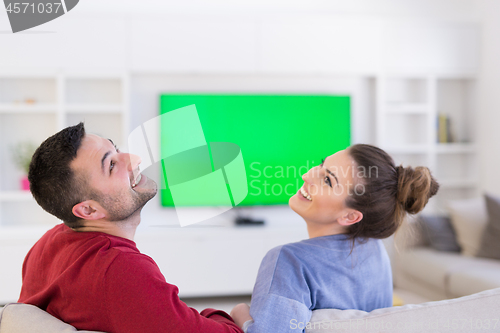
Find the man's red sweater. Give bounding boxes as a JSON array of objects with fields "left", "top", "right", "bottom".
[{"left": 18, "top": 224, "right": 243, "bottom": 333}]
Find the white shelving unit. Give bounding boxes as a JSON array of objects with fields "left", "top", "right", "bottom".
[
  {"left": 376, "top": 74, "right": 478, "bottom": 214},
  {"left": 0, "top": 71, "right": 129, "bottom": 228}
]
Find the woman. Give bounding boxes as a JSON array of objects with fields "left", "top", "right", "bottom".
[{"left": 230, "top": 144, "right": 439, "bottom": 332}]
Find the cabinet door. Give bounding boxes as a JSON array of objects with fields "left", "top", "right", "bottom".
[
  {"left": 135, "top": 228, "right": 307, "bottom": 297},
  {"left": 136, "top": 235, "right": 266, "bottom": 297},
  {"left": 0, "top": 235, "right": 43, "bottom": 304}
]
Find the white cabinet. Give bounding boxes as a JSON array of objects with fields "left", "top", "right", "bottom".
[
  {"left": 0, "top": 224, "right": 307, "bottom": 303},
  {"left": 376, "top": 74, "right": 478, "bottom": 214},
  {"left": 135, "top": 226, "right": 306, "bottom": 298}
]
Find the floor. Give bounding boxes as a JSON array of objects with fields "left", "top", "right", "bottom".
[{"left": 181, "top": 288, "right": 431, "bottom": 314}]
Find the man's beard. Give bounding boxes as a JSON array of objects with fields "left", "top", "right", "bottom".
[{"left": 94, "top": 188, "right": 156, "bottom": 222}]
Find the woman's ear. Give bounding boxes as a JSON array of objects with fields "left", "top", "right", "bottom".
[
  {"left": 338, "top": 210, "right": 363, "bottom": 227},
  {"left": 72, "top": 200, "right": 106, "bottom": 220}
]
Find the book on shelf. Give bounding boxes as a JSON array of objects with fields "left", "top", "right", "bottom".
[{"left": 437, "top": 113, "right": 455, "bottom": 143}]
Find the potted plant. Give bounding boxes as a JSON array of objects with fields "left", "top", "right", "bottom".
[{"left": 10, "top": 141, "right": 36, "bottom": 191}]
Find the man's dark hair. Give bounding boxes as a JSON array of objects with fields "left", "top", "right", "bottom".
[{"left": 28, "top": 122, "right": 87, "bottom": 228}]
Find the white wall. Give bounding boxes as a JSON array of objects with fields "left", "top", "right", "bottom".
[
  {"left": 477, "top": 0, "right": 500, "bottom": 197},
  {"left": 0, "top": 0, "right": 481, "bottom": 72},
  {"left": 73, "top": 0, "right": 481, "bottom": 19}
]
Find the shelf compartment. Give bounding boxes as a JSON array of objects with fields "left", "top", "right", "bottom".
[
  {"left": 383, "top": 113, "right": 429, "bottom": 147},
  {"left": 439, "top": 178, "right": 477, "bottom": 189},
  {"left": 384, "top": 145, "right": 429, "bottom": 154},
  {"left": 0, "top": 201, "right": 60, "bottom": 227},
  {"left": 65, "top": 78, "right": 122, "bottom": 105},
  {"left": 436, "top": 78, "right": 476, "bottom": 143},
  {"left": 390, "top": 153, "right": 429, "bottom": 168},
  {"left": 435, "top": 153, "right": 476, "bottom": 181},
  {"left": 0, "top": 77, "right": 57, "bottom": 105},
  {"left": 435, "top": 143, "right": 476, "bottom": 154},
  {"left": 385, "top": 78, "right": 428, "bottom": 104},
  {"left": 0, "top": 103, "right": 58, "bottom": 113},
  {"left": 0, "top": 113, "right": 58, "bottom": 192},
  {"left": 0, "top": 191, "right": 33, "bottom": 202},
  {"left": 384, "top": 103, "right": 430, "bottom": 114},
  {"left": 65, "top": 113, "right": 124, "bottom": 147},
  {"left": 65, "top": 104, "right": 123, "bottom": 113}
]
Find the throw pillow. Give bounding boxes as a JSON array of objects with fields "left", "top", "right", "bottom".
[
  {"left": 447, "top": 197, "right": 488, "bottom": 256},
  {"left": 477, "top": 194, "right": 500, "bottom": 260},
  {"left": 419, "top": 215, "right": 461, "bottom": 252}
]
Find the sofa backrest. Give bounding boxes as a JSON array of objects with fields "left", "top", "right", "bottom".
[
  {"left": 2, "top": 288, "right": 500, "bottom": 333},
  {"left": 0, "top": 303, "right": 104, "bottom": 333},
  {"left": 306, "top": 287, "right": 500, "bottom": 333}
]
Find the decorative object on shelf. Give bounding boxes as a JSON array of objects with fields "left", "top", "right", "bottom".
[
  {"left": 24, "top": 98, "right": 36, "bottom": 104},
  {"left": 10, "top": 141, "right": 37, "bottom": 191},
  {"left": 437, "top": 113, "right": 455, "bottom": 143}
]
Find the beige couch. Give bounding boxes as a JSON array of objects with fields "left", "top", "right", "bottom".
[
  {"left": 393, "top": 214, "right": 500, "bottom": 301},
  {"left": 2, "top": 288, "right": 500, "bottom": 332}
]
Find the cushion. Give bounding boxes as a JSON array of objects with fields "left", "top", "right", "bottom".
[
  {"left": 447, "top": 197, "right": 488, "bottom": 256},
  {"left": 477, "top": 194, "right": 500, "bottom": 260},
  {"left": 0, "top": 303, "right": 104, "bottom": 333},
  {"left": 306, "top": 287, "right": 500, "bottom": 333},
  {"left": 419, "top": 215, "right": 460, "bottom": 252},
  {"left": 447, "top": 260, "right": 500, "bottom": 297},
  {"left": 395, "top": 248, "right": 471, "bottom": 292}
]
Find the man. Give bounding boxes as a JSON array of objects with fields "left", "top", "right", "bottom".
[{"left": 18, "top": 122, "right": 244, "bottom": 333}]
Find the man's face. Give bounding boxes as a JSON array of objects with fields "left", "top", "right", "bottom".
[{"left": 71, "top": 134, "right": 157, "bottom": 221}]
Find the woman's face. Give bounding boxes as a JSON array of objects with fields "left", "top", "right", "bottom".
[{"left": 289, "top": 149, "right": 358, "bottom": 226}]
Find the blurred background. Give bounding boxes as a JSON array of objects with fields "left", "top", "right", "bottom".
[{"left": 1, "top": 0, "right": 499, "bottom": 308}]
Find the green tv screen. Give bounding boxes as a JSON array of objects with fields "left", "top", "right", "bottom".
[{"left": 159, "top": 94, "right": 350, "bottom": 207}]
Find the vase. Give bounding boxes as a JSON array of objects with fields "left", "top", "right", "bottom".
[{"left": 21, "top": 176, "right": 30, "bottom": 191}]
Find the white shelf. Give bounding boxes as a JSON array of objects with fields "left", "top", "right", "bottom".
[
  {"left": 377, "top": 74, "right": 477, "bottom": 214},
  {"left": 385, "top": 103, "right": 429, "bottom": 114},
  {"left": 439, "top": 179, "right": 477, "bottom": 189},
  {"left": 384, "top": 145, "right": 429, "bottom": 154},
  {"left": 65, "top": 104, "right": 123, "bottom": 113},
  {"left": 0, "top": 104, "right": 58, "bottom": 113},
  {"left": 435, "top": 143, "right": 476, "bottom": 154},
  {"left": 0, "top": 191, "right": 34, "bottom": 202}
]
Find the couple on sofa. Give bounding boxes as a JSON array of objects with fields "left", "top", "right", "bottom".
[{"left": 19, "top": 123, "right": 439, "bottom": 333}]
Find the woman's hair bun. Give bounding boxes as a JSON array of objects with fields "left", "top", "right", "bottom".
[{"left": 396, "top": 165, "right": 439, "bottom": 214}]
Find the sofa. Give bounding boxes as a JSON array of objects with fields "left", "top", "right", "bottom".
[
  {"left": 393, "top": 195, "right": 500, "bottom": 301},
  {"left": 1, "top": 287, "right": 500, "bottom": 333}
]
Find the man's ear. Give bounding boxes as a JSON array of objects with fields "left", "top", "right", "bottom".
[
  {"left": 338, "top": 210, "right": 363, "bottom": 227},
  {"left": 72, "top": 200, "right": 106, "bottom": 220}
]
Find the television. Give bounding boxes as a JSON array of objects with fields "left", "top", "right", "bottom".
[{"left": 159, "top": 94, "right": 350, "bottom": 208}]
